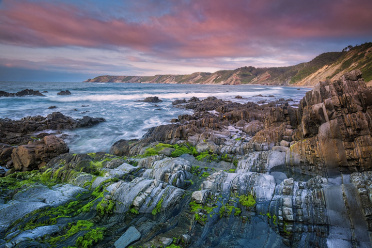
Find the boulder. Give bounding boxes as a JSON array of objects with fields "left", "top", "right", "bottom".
[{"left": 11, "top": 135, "right": 69, "bottom": 171}]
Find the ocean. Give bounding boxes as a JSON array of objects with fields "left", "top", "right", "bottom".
[{"left": 0, "top": 82, "right": 310, "bottom": 153}]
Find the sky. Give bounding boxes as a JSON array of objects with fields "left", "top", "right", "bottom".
[{"left": 1, "top": 0, "right": 372, "bottom": 82}]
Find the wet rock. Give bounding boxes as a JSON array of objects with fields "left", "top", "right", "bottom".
[
  {"left": 48, "top": 106, "right": 57, "bottom": 109},
  {"left": 76, "top": 116, "right": 105, "bottom": 127},
  {"left": 17, "top": 89, "right": 45, "bottom": 97},
  {"left": 0, "top": 89, "right": 45, "bottom": 97},
  {"left": 107, "top": 177, "right": 184, "bottom": 214},
  {"left": 188, "top": 96, "right": 200, "bottom": 102},
  {"left": 172, "top": 99, "right": 187, "bottom": 105},
  {"left": 5, "top": 225, "right": 60, "bottom": 247},
  {"left": 57, "top": 90, "right": 71, "bottom": 95},
  {"left": 142, "top": 157, "right": 192, "bottom": 188},
  {"left": 0, "top": 112, "right": 105, "bottom": 146},
  {"left": 0, "top": 184, "right": 85, "bottom": 232},
  {"left": 142, "top": 96, "right": 162, "bottom": 103}
]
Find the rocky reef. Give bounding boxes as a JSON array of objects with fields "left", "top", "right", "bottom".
[
  {"left": 1, "top": 71, "right": 372, "bottom": 248},
  {"left": 0, "top": 112, "right": 105, "bottom": 172},
  {"left": 0, "top": 89, "right": 45, "bottom": 97}
]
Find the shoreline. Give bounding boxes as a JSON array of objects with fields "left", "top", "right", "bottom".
[{"left": 1, "top": 70, "right": 371, "bottom": 247}]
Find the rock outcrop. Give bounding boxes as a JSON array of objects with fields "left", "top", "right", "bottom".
[
  {"left": 11, "top": 135, "right": 69, "bottom": 171},
  {"left": 0, "top": 89, "right": 45, "bottom": 97},
  {"left": 0, "top": 112, "right": 105, "bottom": 169},
  {"left": 287, "top": 70, "right": 372, "bottom": 173},
  {"left": 0, "top": 112, "right": 105, "bottom": 146}
]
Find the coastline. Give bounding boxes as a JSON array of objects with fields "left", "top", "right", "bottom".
[{"left": 1, "top": 70, "right": 371, "bottom": 247}]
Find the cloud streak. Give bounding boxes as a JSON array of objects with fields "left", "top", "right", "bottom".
[{"left": 0, "top": 0, "right": 372, "bottom": 81}]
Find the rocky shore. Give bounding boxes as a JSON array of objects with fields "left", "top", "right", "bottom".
[
  {"left": 0, "top": 112, "right": 105, "bottom": 173},
  {"left": 1, "top": 70, "right": 371, "bottom": 248}
]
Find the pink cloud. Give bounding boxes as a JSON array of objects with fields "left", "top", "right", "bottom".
[{"left": 1, "top": 0, "right": 372, "bottom": 60}]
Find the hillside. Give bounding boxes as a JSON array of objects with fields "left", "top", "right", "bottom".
[{"left": 86, "top": 42, "right": 372, "bottom": 86}]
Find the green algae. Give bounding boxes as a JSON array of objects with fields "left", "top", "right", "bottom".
[
  {"left": 152, "top": 196, "right": 164, "bottom": 216},
  {"left": 239, "top": 194, "right": 256, "bottom": 209}
]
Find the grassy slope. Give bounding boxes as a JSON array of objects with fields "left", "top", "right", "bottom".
[{"left": 86, "top": 42, "right": 372, "bottom": 86}]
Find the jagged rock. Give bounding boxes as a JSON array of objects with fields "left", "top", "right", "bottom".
[
  {"left": 106, "top": 177, "right": 184, "bottom": 214},
  {"left": 287, "top": 70, "right": 372, "bottom": 172},
  {"left": 0, "top": 112, "right": 105, "bottom": 146},
  {"left": 11, "top": 135, "right": 69, "bottom": 171},
  {"left": 57, "top": 90, "right": 71, "bottom": 95},
  {"left": 142, "top": 157, "right": 192, "bottom": 188},
  {"left": 0, "top": 89, "right": 45, "bottom": 97},
  {"left": 243, "top": 120, "right": 264, "bottom": 135}
]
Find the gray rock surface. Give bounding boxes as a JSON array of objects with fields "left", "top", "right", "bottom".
[{"left": 114, "top": 226, "right": 141, "bottom": 248}]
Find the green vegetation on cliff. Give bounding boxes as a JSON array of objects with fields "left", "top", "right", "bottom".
[{"left": 86, "top": 42, "right": 372, "bottom": 86}]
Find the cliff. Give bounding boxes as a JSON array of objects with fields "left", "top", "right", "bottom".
[{"left": 86, "top": 42, "right": 372, "bottom": 86}]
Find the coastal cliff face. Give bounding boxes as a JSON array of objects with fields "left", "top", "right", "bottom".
[
  {"left": 1, "top": 71, "right": 372, "bottom": 247},
  {"left": 288, "top": 70, "right": 372, "bottom": 172},
  {"left": 86, "top": 42, "right": 372, "bottom": 86}
]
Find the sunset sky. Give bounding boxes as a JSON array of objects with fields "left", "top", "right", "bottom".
[{"left": 1, "top": 0, "right": 372, "bottom": 82}]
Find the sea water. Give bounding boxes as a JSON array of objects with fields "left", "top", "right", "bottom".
[{"left": 0, "top": 82, "right": 310, "bottom": 153}]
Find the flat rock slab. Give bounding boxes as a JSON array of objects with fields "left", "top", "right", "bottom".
[
  {"left": 0, "top": 184, "right": 86, "bottom": 232},
  {"left": 114, "top": 226, "right": 141, "bottom": 248}
]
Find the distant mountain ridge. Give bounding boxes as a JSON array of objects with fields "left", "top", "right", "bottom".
[{"left": 86, "top": 42, "right": 372, "bottom": 86}]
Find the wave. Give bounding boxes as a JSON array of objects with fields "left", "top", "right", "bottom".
[{"left": 49, "top": 90, "right": 280, "bottom": 102}]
